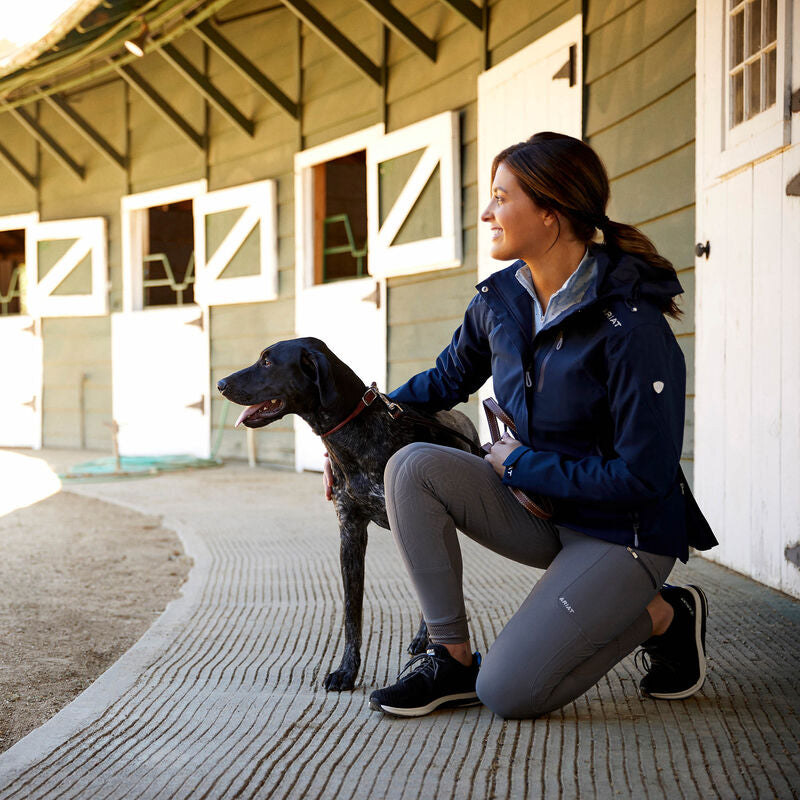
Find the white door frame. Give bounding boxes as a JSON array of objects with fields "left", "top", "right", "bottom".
[
  {"left": 121, "top": 179, "right": 207, "bottom": 312},
  {"left": 0, "top": 212, "right": 42, "bottom": 449}
]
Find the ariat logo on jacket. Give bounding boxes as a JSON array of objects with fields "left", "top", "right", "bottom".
[{"left": 603, "top": 308, "right": 622, "bottom": 328}]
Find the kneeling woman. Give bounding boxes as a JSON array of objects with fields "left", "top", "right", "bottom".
[{"left": 368, "top": 132, "right": 718, "bottom": 719}]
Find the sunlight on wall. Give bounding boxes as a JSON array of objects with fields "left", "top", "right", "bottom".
[{"left": 0, "top": 450, "right": 61, "bottom": 517}]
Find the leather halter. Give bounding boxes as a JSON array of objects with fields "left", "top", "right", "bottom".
[{"left": 321, "top": 383, "right": 403, "bottom": 439}]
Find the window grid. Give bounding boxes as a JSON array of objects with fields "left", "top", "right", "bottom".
[{"left": 728, "top": 0, "right": 777, "bottom": 128}]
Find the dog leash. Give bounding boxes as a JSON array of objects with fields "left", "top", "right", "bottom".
[
  {"left": 321, "top": 382, "right": 484, "bottom": 457},
  {"left": 483, "top": 397, "right": 554, "bottom": 520}
]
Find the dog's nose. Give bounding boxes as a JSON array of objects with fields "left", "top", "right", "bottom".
[{"left": 217, "top": 378, "right": 228, "bottom": 394}]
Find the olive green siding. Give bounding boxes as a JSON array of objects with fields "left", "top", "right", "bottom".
[
  {"left": 41, "top": 317, "right": 111, "bottom": 449},
  {"left": 585, "top": 0, "right": 696, "bottom": 483}
]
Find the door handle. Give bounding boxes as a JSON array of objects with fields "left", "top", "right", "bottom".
[
  {"left": 184, "top": 314, "right": 204, "bottom": 331},
  {"left": 186, "top": 397, "right": 205, "bottom": 413},
  {"left": 695, "top": 241, "right": 711, "bottom": 259},
  {"left": 22, "top": 396, "right": 37, "bottom": 411},
  {"left": 361, "top": 282, "right": 380, "bottom": 308}
]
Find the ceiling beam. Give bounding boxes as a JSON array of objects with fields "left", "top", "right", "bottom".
[
  {"left": 280, "top": 0, "right": 382, "bottom": 86},
  {"left": 357, "top": 0, "right": 436, "bottom": 62},
  {"left": 0, "top": 141, "right": 38, "bottom": 190},
  {"left": 115, "top": 63, "right": 205, "bottom": 151},
  {"left": 159, "top": 43, "right": 255, "bottom": 138},
  {"left": 194, "top": 21, "right": 299, "bottom": 120},
  {"left": 7, "top": 106, "right": 85, "bottom": 181},
  {"left": 437, "top": 0, "right": 483, "bottom": 29},
  {"left": 44, "top": 94, "right": 127, "bottom": 171}
]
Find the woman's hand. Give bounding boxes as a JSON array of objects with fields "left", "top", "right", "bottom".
[
  {"left": 323, "top": 453, "right": 333, "bottom": 501},
  {"left": 484, "top": 432, "right": 522, "bottom": 477}
]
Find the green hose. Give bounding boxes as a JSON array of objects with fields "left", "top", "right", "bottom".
[{"left": 60, "top": 400, "right": 232, "bottom": 482}]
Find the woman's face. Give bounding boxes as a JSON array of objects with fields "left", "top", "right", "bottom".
[{"left": 481, "top": 161, "right": 555, "bottom": 263}]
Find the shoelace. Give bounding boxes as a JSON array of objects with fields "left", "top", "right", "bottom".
[
  {"left": 634, "top": 641, "right": 678, "bottom": 676},
  {"left": 395, "top": 650, "right": 443, "bottom": 683}
]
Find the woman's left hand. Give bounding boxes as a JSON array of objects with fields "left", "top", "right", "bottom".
[{"left": 484, "top": 432, "right": 523, "bottom": 477}]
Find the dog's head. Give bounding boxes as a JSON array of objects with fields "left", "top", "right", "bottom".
[{"left": 217, "top": 337, "right": 339, "bottom": 429}]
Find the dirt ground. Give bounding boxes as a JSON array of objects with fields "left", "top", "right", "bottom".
[{"left": 0, "top": 487, "right": 192, "bottom": 754}]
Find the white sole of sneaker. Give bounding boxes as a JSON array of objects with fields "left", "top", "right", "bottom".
[
  {"left": 369, "top": 692, "right": 480, "bottom": 717},
  {"left": 647, "top": 584, "right": 708, "bottom": 700}
]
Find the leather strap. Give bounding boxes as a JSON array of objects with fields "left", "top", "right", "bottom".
[
  {"left": 483, "top": 398, "right": 554, "bottom": 520},
  {"left": 321, "top": 385, "right": 381, "bottom": 439}
]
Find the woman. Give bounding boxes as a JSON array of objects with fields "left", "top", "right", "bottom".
[{"left": 352, "top": 132, "right": 716, "bottom": 719}]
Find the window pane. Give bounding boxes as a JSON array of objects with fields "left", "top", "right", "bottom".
[
  {"left": 732, "top": 69, "right": 744, "bottom": 125},
  {"left": 765, "top": 0, "right": 777, "bottom": 43},
  {"left": 747, "top": 0, "right": 762, "bottom": 57},
  {"left": 765, "top": 49, "right": 776, "bottom": 108},
  {"left": 731, "top": 9, "right": 745, "bottom": 67},
  {"left": 746, "top": 58, "right": 761, "bottom": 118}
]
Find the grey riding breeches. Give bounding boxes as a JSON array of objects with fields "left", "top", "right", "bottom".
[{"left": 384, "top": 442, "right": 676, "bottom": 719}]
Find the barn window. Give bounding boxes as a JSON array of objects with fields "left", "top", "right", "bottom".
[
  {"left": 728, "top": 0, "right": 778, "bottom": 127},
  {"left": 144, "top": 199, "right": 195, "bottom": 307},
  {"left": 313, "top": 151, "right": 368, "bottom": 284},
  {"left": 0, "top": 229, "right": 26, "bottom": 316}
]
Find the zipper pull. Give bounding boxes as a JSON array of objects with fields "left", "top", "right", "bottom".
[
  {"left": 626, "top": 546, "right": 639, "bottom": 559},
  {"left": 525, "top": 371, "right": 532, "bottom": 388},
  {"left": 632, "top": 522, "right": 640, "bottom": 548}
]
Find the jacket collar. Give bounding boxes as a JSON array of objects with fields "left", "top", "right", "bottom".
[{"left": 476, "top": 245, "right": 683, "bottom": 337}]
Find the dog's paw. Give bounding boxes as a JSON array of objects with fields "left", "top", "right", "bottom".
[
  {"left": 407, "top": 634, "right": 429, "bottom": 655},
  {"left": 323, "top": 669, "right": 356, "bottom": 692}
]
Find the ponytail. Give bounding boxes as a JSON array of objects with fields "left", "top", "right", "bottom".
[{"left": 599, "top": 219, "right": 682, "bottom": 319}]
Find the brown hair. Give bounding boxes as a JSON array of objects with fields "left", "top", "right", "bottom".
[{"left": 491, "top": 132, "right": 681, "bottom": 318}]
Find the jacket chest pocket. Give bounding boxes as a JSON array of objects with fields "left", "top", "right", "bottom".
[{"left": 532, "top": 347, "right": 604, "bottom": 429}]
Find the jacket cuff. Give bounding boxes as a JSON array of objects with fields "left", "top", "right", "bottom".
[{"left": 501, "top": 446, "right": 531, "bottom": 485}]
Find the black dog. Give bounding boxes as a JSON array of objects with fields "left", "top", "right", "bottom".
[{"left": 217, "top": 337, "right": 480, "bottom": 691}]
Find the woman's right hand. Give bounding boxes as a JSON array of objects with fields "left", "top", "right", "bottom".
[{"left": 323, "top": 453, "right": 333, "bottom": 501}]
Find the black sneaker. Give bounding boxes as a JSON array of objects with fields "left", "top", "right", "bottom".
[
  {"left": 637, "top": 584, "right": 709, "bottom": 700},
  {"left": 369, "top": 644, "right": 481, "bottom": 717}
]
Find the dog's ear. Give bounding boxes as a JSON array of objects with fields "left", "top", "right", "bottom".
[{"left": 301, "top": 349, "right": 337, "bottom": 408}]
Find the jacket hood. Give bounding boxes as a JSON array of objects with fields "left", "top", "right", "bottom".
[{"left": 593, "top": 245, "right": 684, "bottom": 304}]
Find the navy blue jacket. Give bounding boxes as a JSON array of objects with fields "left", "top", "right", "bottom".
[{"left": 390, "top": 246, "right": 717, "bottom": 562}]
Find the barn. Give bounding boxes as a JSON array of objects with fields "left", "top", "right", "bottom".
[{"left": 0, "top": 0, "right": 797, "bottom": 596}]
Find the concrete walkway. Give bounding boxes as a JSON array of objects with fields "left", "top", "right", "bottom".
[{"left": 0, "top": 450, "right": 798, "bottom": 799}]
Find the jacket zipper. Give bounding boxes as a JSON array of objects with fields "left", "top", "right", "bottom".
[
  {"left": 630, "top": 511, "right": 641, "bottom": 547},
  {"left": 626, "top": 546, "right": 658, "bottom": 589},
  {"left": 536, "top": 331, "right": 563, "bottom": 392}
]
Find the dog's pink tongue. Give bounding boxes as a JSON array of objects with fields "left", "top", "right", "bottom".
[{"left": 235, "top": 403, "right": 267, "bottom": 428}]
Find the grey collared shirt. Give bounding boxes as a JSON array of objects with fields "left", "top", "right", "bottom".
[{"left": 515, "top": 249, "right": 597, "bottom": 335}]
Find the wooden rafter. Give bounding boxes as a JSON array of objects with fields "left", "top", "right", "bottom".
[
  {"left": 194, "top": 21, "right": 298, "bottom": 120},
  {"left": 159, "top": 42, "right": 256, "bottom": 137},
  {"left": 115, "top": 63, "right": 205, "bottom": 151},
  {"left": 280, "top": 0, "right": 382, "bottom": 86},
  {"left": 437, "top": 0, "right": 483, "bottom": 30},
  {"left": 357, "top": 0, "right": 436, "bottom": 62},
  {"left": 0, "top": 141, "right": 38, "bottom": 190},
  {"left": 44, "top": 94, "right": 127, "bottom": 171},
  {"left": 7, "top": 105, "right": 85, "bottom": 181}
]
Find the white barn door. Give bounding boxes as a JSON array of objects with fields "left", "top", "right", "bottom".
[
  {"left": 0, "top": 212, "right": 41, "bottom": 448},
  {"left": 115, "top": 181, "right": 211, "bottom": 458},
  {"left": 476, "top": 16, "right": 583, "bottom": 439},
  {"left": 695, "top": 0, "right": 800, "bottom": 597}
]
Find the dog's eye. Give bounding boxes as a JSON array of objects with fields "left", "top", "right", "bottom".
[{"left": 261, "top": 358, "right": 271, "bottom": 367}]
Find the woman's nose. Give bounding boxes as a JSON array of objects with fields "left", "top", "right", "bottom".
[{"left": 480, "top": 203, "right": 493, "bottom": 222}]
